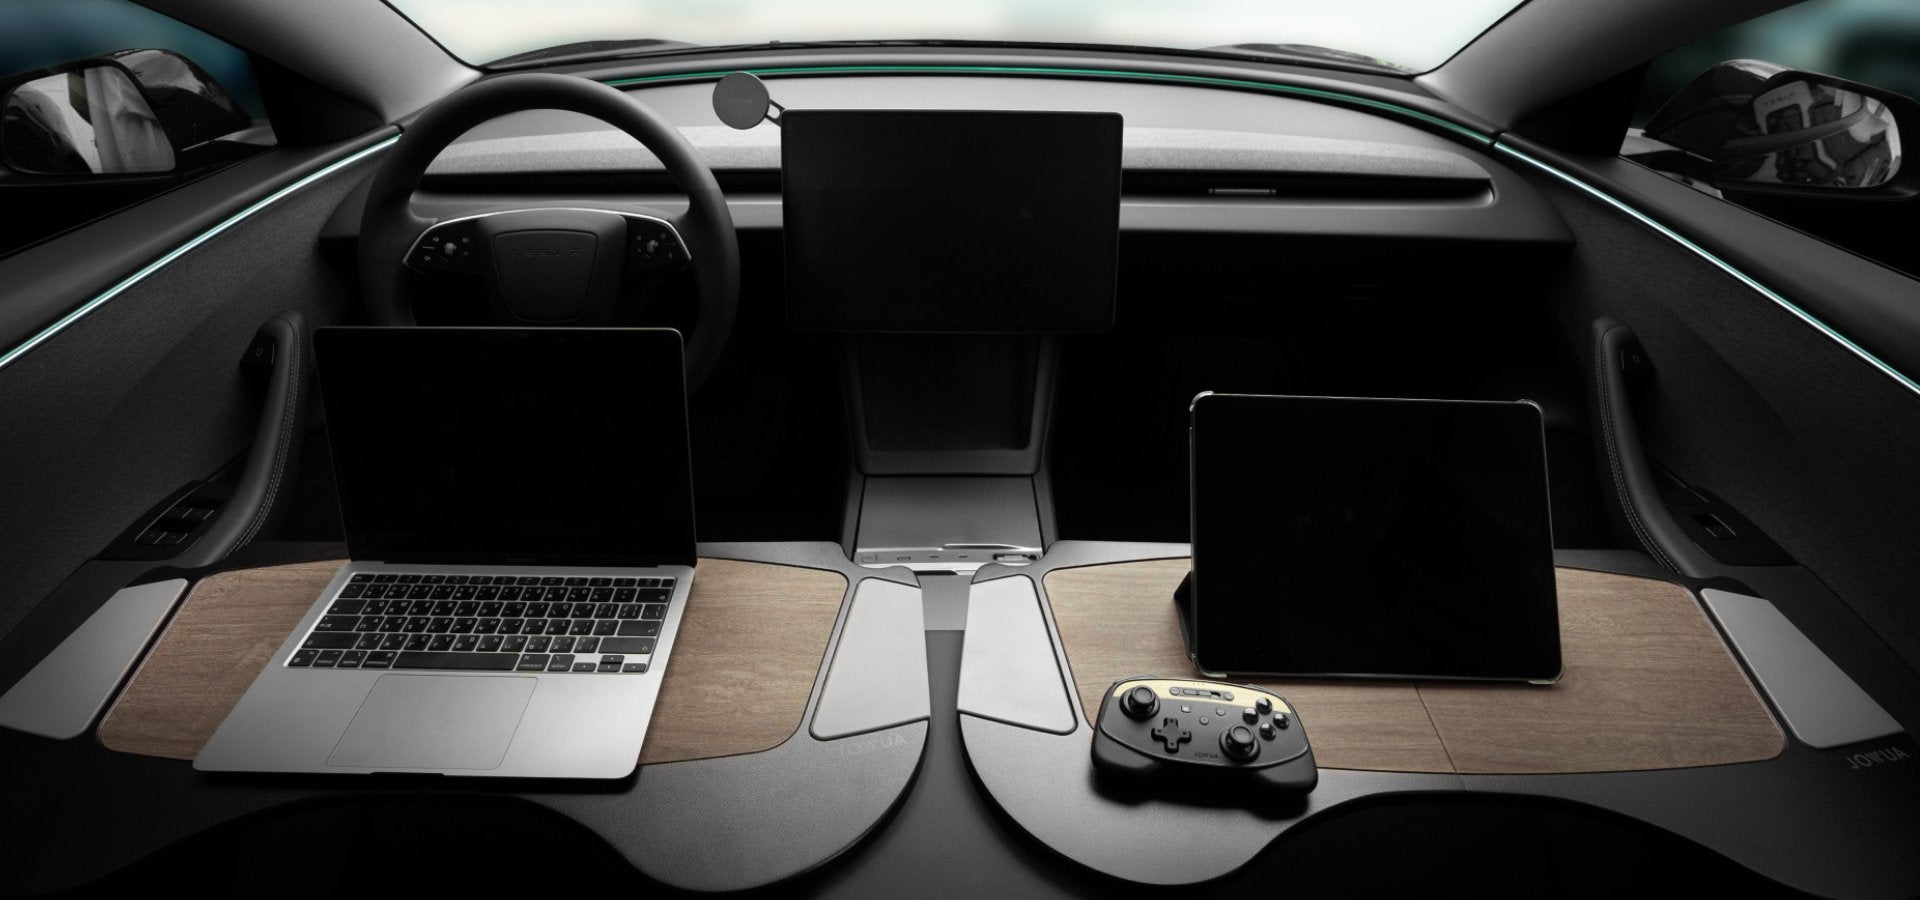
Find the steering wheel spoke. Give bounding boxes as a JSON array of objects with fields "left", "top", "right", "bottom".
[
  {"left": 627, "top": 212, "right": 691, "bottom": 275},
  {"left": 404, "top": 217, "right": 483, "bottom": 276}
]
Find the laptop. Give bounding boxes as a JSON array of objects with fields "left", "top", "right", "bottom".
[
  {"left": 196, "top": 327, "right": 698, "bottom": 778},
  {"left": 1185, "top": 393, "right": 1561, "bottom": 683}
]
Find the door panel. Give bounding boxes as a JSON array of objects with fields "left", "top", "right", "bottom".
[
  {"left": 1509, "top": 138, "right": 1920, "bottom": 674},
  {"left": 0, "top": 135, "right": 388, "bottom": 643}
]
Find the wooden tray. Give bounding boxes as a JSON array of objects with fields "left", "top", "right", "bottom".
[
  {"left": 1045, "top": 560, "right": 1784, "bottom": 774},
  {"left": 97, "top": 559, "right": 847, "bottom": 765}
]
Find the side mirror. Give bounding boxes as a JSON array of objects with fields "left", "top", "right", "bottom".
[
  {"left": 1644, "top": 60, "right": 1913, "bottom": 196},
  {"left": 0, "top": 60, "right": 175, "bottom": 176},
  {"left": 106, "top": 49, "right": 254, "bottom": 150}
]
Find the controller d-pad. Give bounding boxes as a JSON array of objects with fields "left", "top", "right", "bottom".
[{"left": 1150, "top": 718, "right": 1193, "bottom": 753}]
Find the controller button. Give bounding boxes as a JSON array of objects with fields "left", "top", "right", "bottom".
[
  {"left": 1255, "top": 697, "right": 1273, "bottom": 715},
  {"left": 1241, "top": 707, "right": 1258, "bottom": 723},
  {"left": 1120, "top": 685, "right": 1159, "bottom": 720},
  {"left": 1274, "top": 711, "right": 1291, "bottom": 729},
  {"left": 1259, "top": 721, "right": 1276, "bottom": 740},
  {"left": 1150, "top": 720, "right": 1193, "bottom": 753},
  {"left": 1221, "top": 724, "right": 1260, "bottom": 761}
]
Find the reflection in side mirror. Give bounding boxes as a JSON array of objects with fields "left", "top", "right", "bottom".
[
  {"left": 1716, "top": 80, "right": 1901, "bottom": 189},
  {"left": 0, "top": 63, "right": 175, "bottom": 176},
  {"left": 1643, "top": 60, "right": 1910, "bottom": 194},
  {"left": 108, "top": 49, "right": 253, "bottom": 149}
]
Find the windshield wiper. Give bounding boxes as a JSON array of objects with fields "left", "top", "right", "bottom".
[{"left": 1198, "top": 43, "right": 1410, "bottom": 74}]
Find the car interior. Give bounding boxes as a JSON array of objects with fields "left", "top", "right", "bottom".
[{"left": 1, "top": 0, "right": 1918, "bottom": 895}]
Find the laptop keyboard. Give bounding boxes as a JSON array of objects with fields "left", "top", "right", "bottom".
[{"left": 286, "top": 573, "right": 675, "bottom": 675}]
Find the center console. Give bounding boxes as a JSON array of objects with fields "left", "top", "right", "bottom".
[{"left": 843, "top": 334, "right": 1062, "bottom": 570}]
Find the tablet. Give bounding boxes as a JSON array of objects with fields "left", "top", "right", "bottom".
[{"left": 1189, "top": 393, "right": 1561, "bottom": 682}]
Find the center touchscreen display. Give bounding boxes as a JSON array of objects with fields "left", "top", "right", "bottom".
[
  {"left": 780, "top": 109, "right": 1122, "bottom": 332},
  {"left": 1190, "top": 393, "right": 1561, "bottom": 682}
]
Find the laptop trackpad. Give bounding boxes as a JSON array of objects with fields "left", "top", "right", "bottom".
[{"left": 328, "top": 675, "right": 537, "bottom": 771}]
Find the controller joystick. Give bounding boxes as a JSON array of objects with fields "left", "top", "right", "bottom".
[
  {"left": 1120, "top": 685, "right": 1159, "bottom": 720},
  {"left": 1220, "top": 724, "right": 1260, "bottom": 761}
]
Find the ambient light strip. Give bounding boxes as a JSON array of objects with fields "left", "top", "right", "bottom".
[
  {"left": 605, "top": 63, "right": 1920, "bottom": 400},
  {"left": 1493, "top": 142, "right": 1920, "bottom": 400},
  {"left": 605, "top": 64, "right": 1494, "bottom": 145},
  {"left": 0, "top": 136, "right": 400, "bottom": 373}
]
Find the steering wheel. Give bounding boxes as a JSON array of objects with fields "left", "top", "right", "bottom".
[{"left": 357, "top": 73, "right": 739, "bottom": 387}]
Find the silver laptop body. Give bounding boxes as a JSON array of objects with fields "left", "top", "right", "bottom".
[
  {"left": 196, "top": 560, "right": 692, "bottom": 778},
  {"left": 197, "top": 327, "right": 700, "bottom": 779}
]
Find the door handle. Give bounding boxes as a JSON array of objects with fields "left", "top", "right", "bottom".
[{"left": 176, "top": 310, "right": 308, "bottom": 567}]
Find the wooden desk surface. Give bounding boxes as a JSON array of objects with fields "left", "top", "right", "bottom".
[
  {"left": 98, "top": 559, "right": 848, "bottom": 765},
  {"left": 1044, "top": 560, "right": 1785, "bottom": 775}
]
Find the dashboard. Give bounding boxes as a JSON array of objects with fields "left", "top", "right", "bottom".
[{"left": 396, "top": 74, "right": 1570, "bottom": 244}]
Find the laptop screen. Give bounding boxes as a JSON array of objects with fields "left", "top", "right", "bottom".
[
  {"left": 1190, "top": 393, "right": 1560, "bottom": 681},
  {"left": 314, "top": 327, "right": 695, "bottom": 567}
]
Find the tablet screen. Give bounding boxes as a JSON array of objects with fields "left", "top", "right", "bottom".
[{"left": 1190, "top": 394, "right": 1560, "bottom": 681}]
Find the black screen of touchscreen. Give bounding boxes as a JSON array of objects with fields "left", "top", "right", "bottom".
[
  {"left": 315, "top": 327, "right": 695, "bottom": 567},
  {"left": 781, "top": 109, "right": 1121, "bottom": 332},
  {"left": 1191, "top": 394, "right": 1560, "bottom": 681}
]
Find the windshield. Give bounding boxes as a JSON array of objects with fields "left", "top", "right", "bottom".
[{"left": 387, "top": 0, "right": 1527, "bottom": 73}]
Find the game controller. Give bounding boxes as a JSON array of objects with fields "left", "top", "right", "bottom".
[{"left": 1090, "top": 676, "right": 1317, "bottom": 795}]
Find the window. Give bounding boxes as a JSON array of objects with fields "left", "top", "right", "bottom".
[{"left": 387, "top": 0, "right": 1526, "bottom": 73}]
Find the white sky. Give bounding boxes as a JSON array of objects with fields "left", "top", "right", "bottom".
[{"left": 391, "top": 0, "right": 1526, "bottom": 71}]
